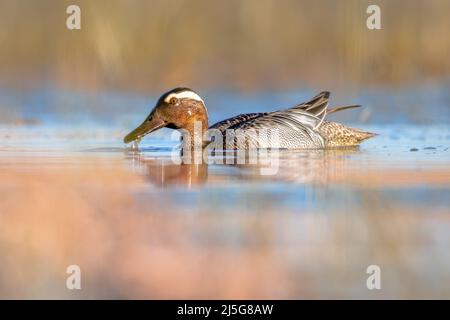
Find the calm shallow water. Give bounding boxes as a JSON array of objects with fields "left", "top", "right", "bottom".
[{"left": 0, "top": 88, "right": 449, "bottom": 298}]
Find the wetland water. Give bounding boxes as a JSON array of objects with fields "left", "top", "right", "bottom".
[{"left": 0, "top": 87, "right": 449, "bottom": 298}]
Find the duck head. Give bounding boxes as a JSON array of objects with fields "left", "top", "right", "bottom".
[{"left": 124, "top": 87, "right": 209, "bottom": 144}]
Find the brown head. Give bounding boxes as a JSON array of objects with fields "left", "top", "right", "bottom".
[{"left": 123, "top": 87, "right": 209, "bottom": 144}]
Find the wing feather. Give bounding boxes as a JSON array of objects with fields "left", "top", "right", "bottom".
[
  {"left": 231, "top": 91, "right": 330, "bottom": 133},
  {"left": 207, "top": 91, "right": 365, "bottom": 149},
  {"left": 209, "top": 112, "right": 267, "bottom": 132}
]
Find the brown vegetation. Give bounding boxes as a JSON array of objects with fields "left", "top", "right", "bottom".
[{"left": 1, "top": 0, "right": 449, "bottom": 91}]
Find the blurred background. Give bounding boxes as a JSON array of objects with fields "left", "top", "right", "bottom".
[
  {"left": 1, "top": 0, "right": 450, "bottom": 92},
  {"left": 1, "top": 0, "right": 449, "bottom": 126}
]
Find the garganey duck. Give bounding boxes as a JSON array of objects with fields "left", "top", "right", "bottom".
[{"left": 124, "top": 87, "right": 375, "bottom": 149}]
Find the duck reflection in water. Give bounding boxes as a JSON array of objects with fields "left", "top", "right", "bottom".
[
  {"left": 125, "top": 146, "right": 360, "bottom": 188},
  {"left": 142, "top": 160, "right": 208, "bottom": 188}
]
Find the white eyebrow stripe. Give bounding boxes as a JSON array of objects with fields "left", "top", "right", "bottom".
[{"left": 164, "top": 91, "right": 204, "bottom": 103}]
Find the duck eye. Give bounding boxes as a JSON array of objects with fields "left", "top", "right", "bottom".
[{"left": 170, "top": 98, "right": 178, "bottom": 105}]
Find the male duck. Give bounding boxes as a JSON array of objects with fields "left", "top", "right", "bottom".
[{"left": 124, "top": 87, "right": 375, "bottom": 149}]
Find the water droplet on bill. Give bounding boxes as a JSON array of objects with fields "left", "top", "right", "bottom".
[{"left": 130, "top": 138, "right": 141, "bottom": 150}]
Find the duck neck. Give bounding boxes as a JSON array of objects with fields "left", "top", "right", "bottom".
[
  {"left": 180, "top": 117, "right": 209, "bottom": 149},
  {"left": 179, "top": 120, "right": 208, "bottom": 163}
]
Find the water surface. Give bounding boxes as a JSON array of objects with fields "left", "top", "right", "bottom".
[{"left": 0, "top": 88, "right": 449, "bottom": 298}]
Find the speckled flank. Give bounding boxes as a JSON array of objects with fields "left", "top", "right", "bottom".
[{"left": 318, "top": 121, "right": 376, "bottom": 147}]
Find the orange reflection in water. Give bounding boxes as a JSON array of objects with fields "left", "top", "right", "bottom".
[{"left": 0, "top": 148, "right": 449, "bottom": 299}]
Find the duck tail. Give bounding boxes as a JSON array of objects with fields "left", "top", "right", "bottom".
[
  {"left": 318, "top": 121, "right": 377, "bottom": 147},
  {"left": 327, "top": 104, "right": 361, "bottom": 115}
]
